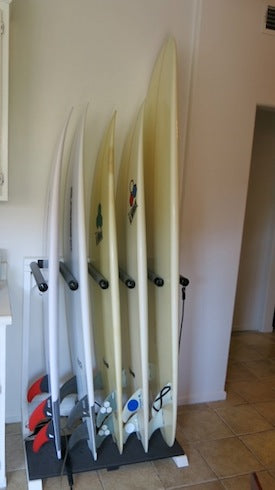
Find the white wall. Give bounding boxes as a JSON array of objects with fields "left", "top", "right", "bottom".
[
  {"left": 233, "top": 107, "right": 275, "bottom": 332},
  {"left": 179, "top": 0, "right": 275, "bottom": 403},
  {"left": 3, "top": 0, "right": 198, "bottom": 422}
]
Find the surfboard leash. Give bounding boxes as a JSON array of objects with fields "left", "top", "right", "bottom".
[
  {"left": 60, "top": 430, "right": 74, "bottom": 490},
  {"left": 178, "top": 275, "right": 189, "bottom": 352}
]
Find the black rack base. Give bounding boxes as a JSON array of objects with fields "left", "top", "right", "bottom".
[{"left": 25, "top": 430, "right": 186, "bottom": 481}]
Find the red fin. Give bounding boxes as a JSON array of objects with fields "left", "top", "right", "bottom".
[
  {"left": 29, "top": 398, "right": 51, "bottom": 431},
  {"left": 27, "top": 375, "right": 49, "bottom": 402},
  {"left": 32, "top": 421, "right": 53, "bottom": 453}
]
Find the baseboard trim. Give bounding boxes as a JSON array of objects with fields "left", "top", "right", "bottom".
[{"left": 178, "top": 390, "right": 226, "bottom": 406}]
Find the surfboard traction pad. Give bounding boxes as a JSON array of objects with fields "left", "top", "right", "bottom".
[{"left": 25, "top": 430, "right": 186, "bottom": 480}]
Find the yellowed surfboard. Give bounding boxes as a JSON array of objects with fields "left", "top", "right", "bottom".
[
  {"left": 116, "top": 104, "right": 149, "bottom": 451},
  {"left": 89, "top": 113, "right": 123, "bottom": 454},
  {"left": 144, "top": 37, "right": 179, "bottom": 447}
]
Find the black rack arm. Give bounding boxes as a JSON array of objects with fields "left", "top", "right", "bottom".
[
  {"left": 30, "top": 262, "right": 48, "bottom": 292},
  {"left": 88, "top": 262, "right": 109, "bottom": 290},
  {"left": 147, "top": 269, "right": 164, "bottom": 287},
  {"left": 59, "top": 262, "right": 78, "bottom": 291},
  {"left": 179, "top": 275, "right": 189, "bottom": 287},
  {"left": 119, "top": 268, "right": 135, "bottom": 289}
]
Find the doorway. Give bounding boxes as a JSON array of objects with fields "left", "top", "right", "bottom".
[{"left": 233, "top": 106, "right": 275, "bottom": 332}]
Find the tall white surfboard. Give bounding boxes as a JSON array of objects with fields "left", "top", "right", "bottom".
[
  {"left": 28, "top": 111, "right": 72, "bottom": 459},
  {"left": 116, "top": 104, "right": 149, "bottom": 451},
  {"left": 89, "top": 113, "right": 123, "bottom": 454},
  {"left": 63, "top": 106, "right": 97, "bottom": 460},
  {"left": 144, "top": 37, "right": 179, "bottom": 447}
]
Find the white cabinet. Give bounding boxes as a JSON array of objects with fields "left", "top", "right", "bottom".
[{"left": 0, "top": 280, "right": 12, "bottom": 489}]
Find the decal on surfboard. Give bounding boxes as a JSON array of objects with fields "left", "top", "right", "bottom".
[
  {"left": 95, "top": 203, "right": 103, "bottom": 245},
  {"left": 128, "top": 179, "right": 138, "bottom": 223}
]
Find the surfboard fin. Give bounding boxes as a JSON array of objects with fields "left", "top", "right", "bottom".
[
  {"left": 151, "top": 383, "right": 172, "bottom": 416},
  {"left": 32, "top": 419, "right": 54, "bottom": 453},
  {"left": 148, "top": 410, "right": 165, "bottom": 439},
  {"left": 68, "top": 420, "right": 89, "bottom": 451},
  {"left": 96, "top": 392, "right": 116, "bottom": 427},
  {"left": 96, "top": 414, "right": 114, "bottom": 448},
  {"left": 27, "top": 374, "right": 49, "bottom": 402},
  {"left": 67, "top": 395, "right": 89, "bottom": 430},
  {"left": 28, "top": 376, "right": 77, "bottom": 431},
  {"left": 94, "top": 371, "right": 103, "bottom": 390},
  {"left": 60, "top": 376, "right": 77, "bottom": 399},
  {"left": 122, "top": 388, "right": 142, "bottom": 423},
  {"left": 27, "top": 375, "right": 77, "bottom": 404},
  {"left": 29, "top": 397, "right": 52, "bottom": 431},
  {"left": 123, "top": 413, "right": 139, "bottom": 444}
]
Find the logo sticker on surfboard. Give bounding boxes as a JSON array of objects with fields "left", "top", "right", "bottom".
[
  {"left": 95, "top": 203, "right": 103, "bottom": 245},
  {"left": 128, "top": 179, "right": 138, "bottom": 223}
]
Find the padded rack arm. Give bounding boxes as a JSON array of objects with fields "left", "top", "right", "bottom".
[
  {"left": 147, "top": 269, "right": 164, "bottom": 287},
  {"left": 119, "top": 268, "right": 135, "bottom": 289},
  {"left": 179, "top": 275, "right": 189, "bottom": 287},
  {"left": 59, "top": 262, "right": 78, "bottom": 291},
  {"left": 30, "top": 262, "right": 48, "bottom": 293},
  {"left": 88, "top": 262, "right": 109, "bottom": 290}
]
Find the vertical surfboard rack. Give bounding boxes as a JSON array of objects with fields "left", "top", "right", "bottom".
[
  {"left": 30, "top": 262, "right": 48, "bottom": 292},
  {"left": 22, "top": 258, "right": 189, "bottom": 490},
  {"left": 88, "top": 262, "right": 109, "bottom": 289},
  {"left": 30, "top": 259, "right": 79, "bottom": 292},
  {"left": 147, "top": 269, "right": 164, "bottom": 287},
  {"left": 119, "top": 267, "right": 135, "bottom": 289}
]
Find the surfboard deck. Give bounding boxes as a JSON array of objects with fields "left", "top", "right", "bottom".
[
  {"left": 89, "top": 113, "right": 123, "bottom": 454},
  {"left": 116, "top": 104, "right": 149, "bottom": 451},
  {"left": 143, "top": 37, "right": 179, "bottom": 447},
  {"left": 63, "top": 106, "right": 97, "bottom": 460},
  {"left": 28, "top": 111, "right": 72, "bottom": 459}
]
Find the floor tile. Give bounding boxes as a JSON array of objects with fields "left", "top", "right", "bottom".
[
  {"left": 98, "top": 462, "right": 164, "bottom": 490},
  {"left": 215, "top": 404, "right": 272, "bottom": 435},
  {"left": 231, "top": 332, "right": 274, "bottom": 347},
  {"left": 195, "top": 437, "right": 263, "bottom": 478},
  {"left": 177, "top": 408, "right": 233, "bottom": 442},
  {"left": 168, "top": 481, "right": 224, "bottom": 489},
  {"left": 221, "top": 470, "right": 275, "bottom": 489},
  {"left": 43, "top": 470, "right": 103, "bottom": 489},
  {"left": 241, "top": 430, "right": 275, "bottom": 467},
  {"left": 227, "top": 378, "right": 275, "bottom": 402},
  {"left": 251, "top": 343, "right": 275, "bottom": 359},
  {"left": 226, "top": 361, "right": 257, "bottom": 381},
  {"left": 5, "top": 433, "right": 25, "bottom": 471},
  {"left": 253, "top": 400, "right": 275, "bottom": 425},
  {"left": 6, "top": 423, "right": 22, "bottom": 436},
  {"left": 6, "top": 470, "right": 28, "bottom": 490},
  {"left": 178, "top": 402, "right": 209, "bottom": 413},
  {"left": 153, "top": 441, "right": 216, "bottom": 487},
  {"left": 244, "top": 359, "right": 275, "bottom": 378},
  {"left": 228, "top": 344, "right": 264, "bottom": 362},
  {"left": 207, "top": 390, "right": 246, "bottom": 409}
]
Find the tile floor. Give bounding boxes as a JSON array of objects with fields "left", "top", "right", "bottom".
[{"left": 6, "top": 330, "right": 275, "bottom": 489}]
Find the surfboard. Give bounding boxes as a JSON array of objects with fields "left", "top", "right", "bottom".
[
  {"left": 62, "top": 106, "right": 97, "bottom": 460},
  {"left": 27, "top": 110, "right": 72, "bottom": 459},
  {"left": 116, "top": 104, "right": 149, "bottom": 451},
  {"left": 143, "top": 37, "right": 179, "bottom": 447},
  {"left": 88, "top": 113, "right": 123, "bottom": 454}
]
